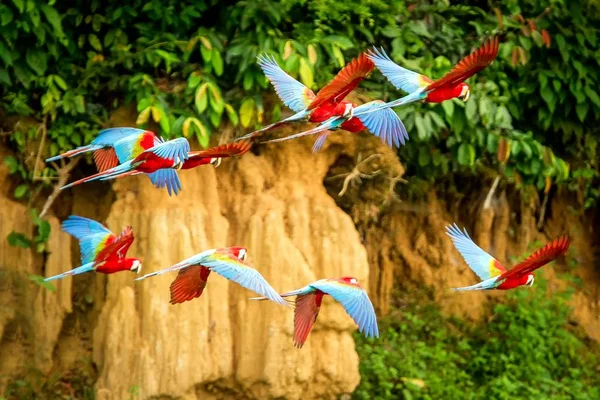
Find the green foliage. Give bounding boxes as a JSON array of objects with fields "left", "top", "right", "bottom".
[
  {"left": 0, "top": 0, "right": 598, "bottom": 209},
  {"left": 354, "top": 274, "right": 600, "bottom": 400}
]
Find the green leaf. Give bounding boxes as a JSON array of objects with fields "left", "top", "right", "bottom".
[
  {"left": 224, "top": 104, "right": 239, "bottom": 126},
  {"left": 0, "top": 41, "right": 12, "bottom": 66},
  {"left": 195, "top": 83, "right": 208, "bottom": 114},
  {"left": 28, "top": 274, "right": 56, "bottom": 292},
  {"left": 208, "top": 83, "right": 224, "bottom": 114},
  {"left": 324, "top": 35, "right": 354, "bottom": 50},
  {"left": 7, "top": 231, "right": 31, "bottom": 248},
  {"left": 418, "top": 147, "right": 431, "bottom": 166},
  {"left": 298, "top": 58, "right": 313, "bottom": 88},
  {"left": 457, "top": 143, "right": 475, "bottom": 166},
  {"left": 243, "top": 71, "right": 253, "bottom": 91},
  {"left": 441, "top": 100, "right": 454, "bottom": 119},
  {"left": 53, "top": 75, "right": 67, "bottom": 90},
  {"left": 240, "top": 98, "right": 255, "bottom": 128},
  {"left": 211, "top": 51, "right": 223, "bottom": 76},
  {"left": 584, "top": 86, "right": 600, "bottom": 109},
  {"left": 414, "top": 114, "right": 428, "bottom": 140},
  {"left": 26, "top": 49, "right": 47, "bottom": 76},
  {"left": 89, "top": 34, "right": 102, "bottom": 51},
  {"left": 36, "top": 220, "right": 51, "bottom": 243},
  {"left": 4, "top": 156, "right": 18, "bottom": 174},
  {"left": 12, "top": 0, "right": 25, "bottom": 13},
  {"left": 540, "top": 85, "right": 556, "bottom": 112},
  {"left": 576, "top": 102, "right": 589, "bottom": 122},
  {"left": 1, "top": 6, "right": 13, "bottom": 25},
  {"left": 465, "top": 98, "right": 477, "bottom": 121},
  {"left": 14, "top": 184, "right": 28, "bottom": 199},
  {"left": 331, "top": 46, "right": 345, "bottom": 68}
]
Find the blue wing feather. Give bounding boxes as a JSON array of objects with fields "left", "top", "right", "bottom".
[
  {"left": 445, "top": 223, "right": 503, "bottom": 281},
  {"left": 257, "top": 54, "right": 315, "bottom": 113},
  {"left": 200, "top": 252, "right": 288, "bottom": 307},
  {"left": 92, "top": 128, "right": 147, "bottom": 146},
  {"left": 147, "top": 169, "right": 182, "bottom": 196},
  {"left": 355, "top": 101, "right": 409, "bottom": 148},
  {"left": 146, "top": 138, "right": 190, "bottom": 163},
  {"left": 311, "top": 280, "right": 379, "bottom": 339},
  {"left": 61, "top": 216, "right": 115, "bottom": 264},
  {"left": 367, "top": 47, "right": 431, "bottom": 94}
]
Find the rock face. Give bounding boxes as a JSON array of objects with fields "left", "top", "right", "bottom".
[
  {"left": 91, "top": 133, "right": 382, "bottom": 399},
  {"left": 1, "top": 121, "right": 599, "bottom": 399}
]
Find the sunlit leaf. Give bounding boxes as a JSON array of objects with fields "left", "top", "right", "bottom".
[
  {"left": 7, "top": 231, "right": 31, "bottom": 248},
  {"left": 307, "top": 44, "right": 318, "bottom": 65},
  {"left": 240, "top": 98, "right": 255, "bottom": 128},
  {"left": 298, "top": 58, "right": 313, "bottom": 88},
  {"left": 29, "top": 274, "right": 56, "bottom": 292},
  {"left": 195, "top": 83, "right": 208, "bottom": 114},
  {"left": 457, "top": 143, "right": 475, "bottom": 166}
]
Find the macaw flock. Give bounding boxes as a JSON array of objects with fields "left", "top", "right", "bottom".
[{"left": 42, "top": 37, "right": 571, "bottom": 349}]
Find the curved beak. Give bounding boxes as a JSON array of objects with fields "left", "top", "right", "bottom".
[{"left": 211, "top": 158, "right": 222, "bottom": 168}]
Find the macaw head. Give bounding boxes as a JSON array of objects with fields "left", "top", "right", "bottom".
[
  {"left": 210, "top": 157, "right": 222, "bottom": 168},
  {"left": 339, "top": 276, "right": 360, "bottom": 286},
  {"left": 173, "top": 157, "right": 184, "bottom": 170},
  {"left": 124, "top": 258, "right": 143, "bottom": 274},
  {"left": 458, "top": 84, "right": 470, "bottom": 102},
  {"left": 225, "top": 246, "right": 248, "bottom": 261},
  {"left": 525, "top": 274, "right": 534, "bottom": 287}
]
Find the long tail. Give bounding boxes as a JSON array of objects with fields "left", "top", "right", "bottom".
[
  {"left": 134, "top": 261, "right": 192, "bottom": 281},
  {"left": 44, "top": 262, "right": 95, "bottom": 282},
  {"left": 46, "top": 145, "right": 101, "bottom": 163},
  {"left": 249, "top": 288, "right": 307, "bottom": 301},
  {"left": 235, "top": 111, "right": 309, "bottom": 142},
  {"left": 261, "top": 120, "right": 337, "bottom": 145},
  {"left": 60, "top": 161, "right": 134, "bottom": 191},
  {"left": 451, "top": 281, "right": 497, "bottom": 292}
]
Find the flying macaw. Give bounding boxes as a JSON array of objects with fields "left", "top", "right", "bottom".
[
  {"left": 365, "top": 36, "right": 499, "bottom": 111},
  {"left": 45, "top": 215, "right": 142, "bottom": 281},
  {"left": 45, "top": 128, "right": 159, "bottom": 172},
  {"left": 250, "top": 277, "right": 379, "bottom": 348},
  {"left": 179, "top": 140, "right": 253, "bottom": 170},
  {"left": 261, "top": 99, "right": 409, "bottom": 153},
  {"left": 135, "top": 247, "right": 289, "bottom": 307},
  {"left": 60, "top": 137, "right": 191, "bottom": 196},
  {"left": 446, "top": 224, "right": 571, "bottom": 291},
  {"left": 234, "top": 52, "right": 375, "bottom": 142}
]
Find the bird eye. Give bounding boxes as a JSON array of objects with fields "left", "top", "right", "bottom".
[{"left": 350, "top": 278, "right": 358, "bottom": 284}]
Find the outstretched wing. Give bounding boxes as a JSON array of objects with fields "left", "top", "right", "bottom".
[
  {"left": 311, "top": 280, "right": 379, "bottom": 339},
  {"left": 200, "top": 250, "right": 288, "bottom": 307},
  {"left": 61, "top": 216, "right": 116, "bottom": 264},
  {"left": 91, "top": 127, "right": 148, "bottom": 146},
  {"left": 147, "top": 169, "right": 182, "bottom": 196},
  {"left": 425, "top": 36, "right": 499, "bottom": 92},
  {"left": 135, "top": 249, "right": 217, "bottom": 281},
  {"left": 169, "top": 266, "right": 211, "bottom": 304},
  {"left": 354, "top": 100, "right": 409, "bottom": 148},
  {"left": 293, "top": 293, "right": 322, "bottom": 348},
  {"left": 97, "top": 226, "right": 134, "bottom": 261},
  {"left": 93, "top": 149, "right": 120, "bottom": 172},
  {"left": 144, "top": 138, "right": 190, "bottom": 162},
  {"left": 366, "top": 47, "right": 432, "bottom": 94},
  {"left": 445, "top": 223, "right": 506, "bottom": 281},
  {"left": 308, "top": 53, "right": 374, "bottom": 110},
  {"left": 114, "top": 131, "right": 161, "bottom": 163},
  {"left": 499, "top": 236, "right": 571, "bottom": 281},
  {"left": 257, "top": 54, "right": 315, "bottom": 113},
  {"left": 188, "top": 140, "right": 252, "bottom": 159}
]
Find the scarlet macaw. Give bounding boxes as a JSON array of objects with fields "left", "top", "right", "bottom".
[
  {"left": 446, "top": 224, "right": 570, "bottom": 291},
  {"left": 45, "top": 128, "right": 159, "bottom": 172},
  {"left": 366, "top": 36, "right": 499, "bottom": 110},
  {"left": 250, "top": 277, "right": 379, "bottom": 348},
  {"left": 235, "top": 52, "right": 375, "bottom": 142},
  {"left": 60, "top": 137, "right": 191, "bottom": 196},
  {"left": 135, "top": 247, "right": 289, "bottom": 307},
  {"left": 261, "top": 99, "right": 409, "bottom": 152},
  {"left": 45, "top": 215, "right": 141, "bottom": 281}
]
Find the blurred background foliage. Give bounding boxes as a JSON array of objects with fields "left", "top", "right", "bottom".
[
  {"left": 354, "top": 271, "right": 600, "bottom": 400},
  {"left": 1, "top": 0, "right": 599, "bottom": 210}
]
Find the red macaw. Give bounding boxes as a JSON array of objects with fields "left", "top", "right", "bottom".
[
  {"left": 446, "top": 224, "right": 571, "bottom": 291},
  {"left": 135, "top": 247, "right": 289, "bottom": 307},
  {"left": 46, "top": 128, "right": 159, "bottom": 172},
  {"left": 261, "top": 98, "right": 409, "bottom": 152},
  {"left": 235, "top": 53, "right": 375, "bottom": 142},
  {"left": 180, "top": 140, "right": 253, "bottom": 170},
  {"left": 251, "top": 277, "right": 379, "bottom": 348},
  {"left": 366, "top": 36, "right": 499, "bottom": 109},
  {"left": 60, "top": 138, "right": 191, "bottom": 196},
  {"left": 45, "top": 215, "right": 141, "bottom": 281}
]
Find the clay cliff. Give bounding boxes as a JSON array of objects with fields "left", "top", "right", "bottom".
[{"left": 0, "top": 119, "right": 598, "bottom": 399}]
